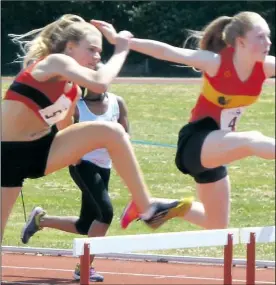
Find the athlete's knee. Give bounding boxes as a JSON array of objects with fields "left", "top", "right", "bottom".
[
  {"left": 102, "top": 122, "right": 127, "bottom": 142},
  {"left": 112, "top": 123, "right": 127, "bottom": 137},
  {"left": 100, "top": 206, "right": 114, "bottom": 225},
  {"left": 75, "top": 219, "right": 91, "bottom": 235}
]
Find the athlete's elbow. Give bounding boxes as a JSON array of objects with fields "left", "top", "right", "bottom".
[
  {"left": 94, "top": 83, "right": 108, "bottom": 94},
  {"left": 87, "top": 82, "right": 108, "bottom": 94}
]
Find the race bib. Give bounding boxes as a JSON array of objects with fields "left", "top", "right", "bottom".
[
  {"left": 220, "top": 107, "right": 245, "bottom": 131},
  {"left": 39, "top": 95, "right": 72, "bottom": 126}
]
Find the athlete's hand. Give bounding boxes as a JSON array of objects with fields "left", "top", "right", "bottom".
[
  {"left": 115, "top": 30, "right": 133, "bottom": 51},
  {"left": 91, "top": 20, "right": 117, "bottom": 45},
  {"left": 91, "top": 20, "right": 133, "bottom": 46}
]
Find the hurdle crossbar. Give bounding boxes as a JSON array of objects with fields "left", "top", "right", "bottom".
[
  {"left": 73, "top": 226, "right": 275, "bottom": 285},
  {"left": 73, "top": 228, "right": 239, "bottom": 285},
  {"left": 73, "top": 228, "right": 239, "bottom": 256}
]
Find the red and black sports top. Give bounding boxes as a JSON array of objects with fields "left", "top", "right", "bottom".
[{"left": 4, "top": 58, "right": 78, "bottom": 126}]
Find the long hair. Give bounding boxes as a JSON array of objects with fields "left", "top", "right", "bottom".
[
  {"left": 8, "top": 14, "right": 100, "bottom": 68},
  {"left": 184, "top": 11, "right": 263, "bottom": 53}
]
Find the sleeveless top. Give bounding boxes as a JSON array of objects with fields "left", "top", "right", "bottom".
[
  {"left": 4, "top": 58, "right": 78, "bottom": 126},
  {"left": 190, "top": 47, "right": 266, "bottom": 130},
  {"left": 77, "top": 93, "right": 120, "bottom": 168}
]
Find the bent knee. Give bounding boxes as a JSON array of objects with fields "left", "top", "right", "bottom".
[
  {"left": 75, "top": 219, "right": 91, "bottom": 235},
  {"left": 102, "top": 122, "right": 126, "bottom": 140},
  {"left": 112, "top": 123, "right": 126, "bottom": 136},
  {"left": 101, "top": 209, "right": 114, "bottom": 225}
]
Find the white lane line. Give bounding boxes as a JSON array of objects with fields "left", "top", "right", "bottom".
[
  {"left": 1, "top": 281, "right": 50, "bottom": 285},
  {"left": 2, "top": 265, "right": 275, "bottom": 284}
]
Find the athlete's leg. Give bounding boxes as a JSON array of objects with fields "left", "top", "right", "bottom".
[
  {"left": 183, "top": 176, "right": 231, "bottom": 229},
  {"left": 45, "top": 121, "right": 186, "bottom": 228},
  {"left": 45, "top": 121, "right": 151, "bottom": 214},
  {"left": 39, "top": 215, "right": 79, "bottom": 233},
  {"left": 1, "top": 187, "right": 22, "bottom": 241},
  {"left": 201, "top": 130, "right": 275, "bottom": 169}
]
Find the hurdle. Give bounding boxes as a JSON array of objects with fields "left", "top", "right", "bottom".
[
  {"left": 240, "top": 226, "right": 275, "bottom": 285},
  {"left": 73, "top": 228, "right": 240, "bottom": 285},
  {"left": 73, "top": 226, "right": 275, "bottom": 285}
]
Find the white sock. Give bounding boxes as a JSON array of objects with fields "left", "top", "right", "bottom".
[{"left": 140, "top": 204, "right": 157, "bottom": 220}]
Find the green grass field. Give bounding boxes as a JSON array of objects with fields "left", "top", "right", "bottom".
[{"left": 2, "top": 82, "right": 275, "bottom": 260}]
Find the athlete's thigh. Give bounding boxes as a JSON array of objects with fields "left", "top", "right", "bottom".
[
  {"left": 45, "top": 121, "right": 121, "bottom": 175},
  {"left": 201, "top": 130, "right": 254, "bottom": 168},
  {"left": 1, "top": 187, "right": 22, "bottom": 208}
]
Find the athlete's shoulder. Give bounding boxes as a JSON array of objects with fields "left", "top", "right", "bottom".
[
  {"left": 44, "top": 53, "right": 75, "bottom": 64},
  {"left": 205, "top": 47, "right": 233, "bottom": 78},
  {"left": 106, "top": 92, "right": 122, "bottom": 104},
  {"left": 41, "top": 54, "right": 77, "bottom": 71},
  {"left": 114, "top": 94, "right": 123, "bottom": 101},
  {"left": 115, "top": 95, "right": 126, "bottom": 105}
]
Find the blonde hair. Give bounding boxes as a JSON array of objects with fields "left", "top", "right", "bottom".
[
  {"left": 185, "top": 11, "right": 264, "bottom": 53},
  {"left": 9, "top": 14, "right": 101, "bottom": 67}
]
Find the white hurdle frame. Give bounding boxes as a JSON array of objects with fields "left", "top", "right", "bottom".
[{"left": 73, "top": 226, "right": 275, "bottom": 285}]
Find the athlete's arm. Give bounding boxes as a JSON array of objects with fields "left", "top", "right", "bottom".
[
  {"left": 31, "top": 38, "right": 130, "bottom": 94},
  {"left": 129, "top": 38, "right": 220, "bottom": 75},
  {"left": 91, "top": 20, "right": 219, "bottom": 75},
  {"left": 264, "top": 55, "right": 275, "bottom": 78},
  {"left": 117, "top": 95, "right": 130, "bottom": 136}
]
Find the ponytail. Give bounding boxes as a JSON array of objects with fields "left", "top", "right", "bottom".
[{"left": 8, "top": 14, "right": 85, "bottom": 67}]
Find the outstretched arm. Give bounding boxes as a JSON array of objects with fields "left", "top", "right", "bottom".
[
  {"left": 91, "top": 19, "right": 220, "bottom": 74},
  {"left": 129, "top": 38, "right": 219, "bottom": 73}
]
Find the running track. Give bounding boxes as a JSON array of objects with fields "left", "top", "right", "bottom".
[
  {"left": 2, "top": 77, "right": 275, "bottom": 284},
  {"left": 2, "top": 253, "right": 275, "bottom": 284}
]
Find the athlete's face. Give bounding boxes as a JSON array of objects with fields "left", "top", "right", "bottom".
[
  {"left": 238, "top": 18, "right": 271, "bottom": 62},
  {"left": 67, "top": 33, "right": 102, "bottom": 69}
]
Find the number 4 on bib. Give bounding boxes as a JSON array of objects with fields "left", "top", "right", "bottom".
[{"left": 220, "top": 107, "right": 245, "bottom": 131}]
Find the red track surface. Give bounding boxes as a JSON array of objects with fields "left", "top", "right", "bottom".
[{"left": 2, "top": 253, "right": 275, "bottom": 285}]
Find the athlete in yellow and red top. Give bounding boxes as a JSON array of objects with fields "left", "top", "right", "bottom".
[
  {"left": 94, "top": 12, "right": 275, "bottom": 229},
  {"left": 190, "top": 46, "right": 266, "bottom": 130}
]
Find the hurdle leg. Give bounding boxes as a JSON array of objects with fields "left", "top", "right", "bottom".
[
  {"left": 246, "top": 232, "right": 256, "bottom": 285},
  {"left": 224, "top": 233, "right": 233, "bottom": 285},
  {"left": 80, "top": 243, "right": 90, "bottom": 285}
]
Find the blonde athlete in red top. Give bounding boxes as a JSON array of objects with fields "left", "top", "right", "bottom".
[
  {"left": 92, "top": 11, "right": 275, "bottom": 229},
  {"left": 1, "top": 14, "right": 189, "bottom": 242}
]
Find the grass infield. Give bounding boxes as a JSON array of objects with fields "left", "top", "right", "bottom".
[{"left": 2, "top": 80, "right": 275, "bottom": 260}]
